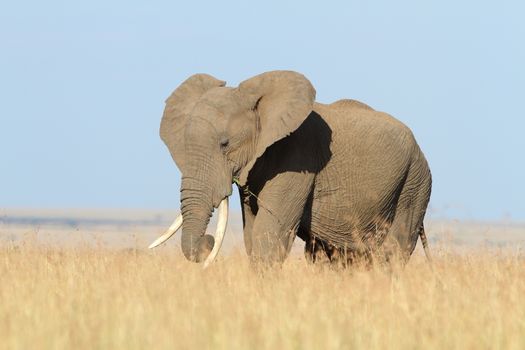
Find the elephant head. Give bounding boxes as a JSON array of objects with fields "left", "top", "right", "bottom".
[{"left": 149, "top": 71, "right": 316, "bottom": 265}]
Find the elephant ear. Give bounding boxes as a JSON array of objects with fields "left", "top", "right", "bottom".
[
  {"left": 237, "top": 71, "right": 316, "bottom": 184},
  {"left": 160, "top": 74, "right": 226, "bottom": 169}
]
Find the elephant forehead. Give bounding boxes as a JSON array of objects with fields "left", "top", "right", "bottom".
[
  {"left": 197, "top": 87, "right": 246, "bottom": 113},
  {"left": 185, "top": 106, "right": 226, "bottom": 138}
]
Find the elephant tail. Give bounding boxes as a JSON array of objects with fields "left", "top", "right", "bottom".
[{"left": 419, "top": 225, "right": 433, "bottom": 264}]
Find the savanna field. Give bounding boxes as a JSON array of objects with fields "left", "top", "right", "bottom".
[{"left": 1, "top": 211, "right": 524, "bottom": 350}]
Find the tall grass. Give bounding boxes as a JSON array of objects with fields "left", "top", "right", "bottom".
[{"left": 1, "top": 242, "right": 524, "bottom": 349}]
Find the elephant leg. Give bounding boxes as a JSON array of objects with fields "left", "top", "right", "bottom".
[
  {"left": 384, "top": 161, "right": 431, "bottom": 265},
  {"left": 249, "top": 172, "right": 315, "bottom": 266},
  {"left": 383, "top": 207, "right": 413, "bottom": 265},
  {"left": 239, "top": 190, "right": 256, "bottom": 255}
]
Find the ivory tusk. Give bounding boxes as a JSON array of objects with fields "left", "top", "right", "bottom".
[
  {"left": 148, "top": 214, "right": 183, "bottom": 249},
  {"left": 203, "top": 197, "right": 229, "bottom": 269}
]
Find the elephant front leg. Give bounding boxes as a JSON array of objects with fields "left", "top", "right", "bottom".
[
  {"left": 249, "top": 172, "right": 315, "bottom": 266},
  {"left": 239, "top": 189, "right": 256, "bottom": 256}
]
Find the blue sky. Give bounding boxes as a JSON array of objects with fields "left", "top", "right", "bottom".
[{"left": 1, "top": 1, "right": 524, "bottom": 221}]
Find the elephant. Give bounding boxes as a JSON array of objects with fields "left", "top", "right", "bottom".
[{"left": 149, "top": 70, "right": 432, "bottom": 268}]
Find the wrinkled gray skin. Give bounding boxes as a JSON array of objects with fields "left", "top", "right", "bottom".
[{"left": 161, "top": 71, "right": 431, "bottom": 266}]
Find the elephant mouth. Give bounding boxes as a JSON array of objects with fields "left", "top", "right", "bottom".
[{"left": 148, "top": 196, "right": 230, "bottom": 268}]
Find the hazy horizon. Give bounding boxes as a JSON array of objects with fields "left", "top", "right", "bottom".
[{"left": 1, "top": 1, "right": 524, "bottom": 221}]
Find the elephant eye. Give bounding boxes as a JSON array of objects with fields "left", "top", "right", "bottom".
[{"left": 219, "top": 138, "right": 229, "bottom": 149}]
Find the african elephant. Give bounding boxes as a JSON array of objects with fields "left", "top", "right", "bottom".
[{"left": 149, "top": 71, "right": 432, "bottom": 268}]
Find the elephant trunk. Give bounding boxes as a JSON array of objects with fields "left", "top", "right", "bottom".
[
  {"left": 180, "top": 176, "right": 215, "bottom": 262},
  {"left": 149, "top": 176, "right": 229, "bottom": 268},
  {"left": 176, "top": 131, "right": 233, "bottom": 263}
]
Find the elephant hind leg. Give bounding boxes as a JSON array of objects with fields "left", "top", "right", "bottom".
[{"left": 383, "top": 158, "right": 432, "bottom": 265}]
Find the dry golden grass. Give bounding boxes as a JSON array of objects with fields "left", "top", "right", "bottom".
[{"left": 1, "top": 242, "right": 524, "bottom": 350}]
